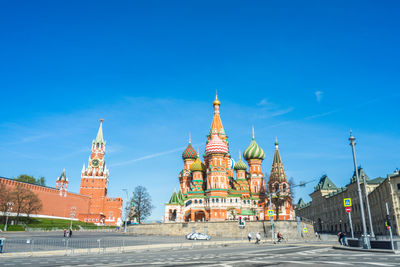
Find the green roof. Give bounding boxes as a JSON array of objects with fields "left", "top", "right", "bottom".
[
  {"left": 368, "top": 177, "right": 385, "bottom": 184},
  {"left": 168, "top": 190, "right": 178, "bottom": 204},
  {"left": 314, "top": 175, "right": 337, "bottom": 191},
  {"left": 350, "top": 167, "right": 370, "bottom": 184},
  {"left": 297, "top": 198, "right": 306, "bottom": 206},
  {"left": 240, "top": 209, "right": 257, "bottom": 215}
]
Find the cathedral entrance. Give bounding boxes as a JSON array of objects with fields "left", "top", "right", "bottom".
[
  {"left": 195, "top": 211, "right": 206, "bottom": 222},
  {"left": 169, "top": 209, "right": 177, "bottom": 221}
]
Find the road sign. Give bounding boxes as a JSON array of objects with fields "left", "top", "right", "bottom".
[
  {"left": 345, "top": 207, "right": 351, "bottom": 213},
  {"left": 344, "top": 198, "right": 352, "bottom": 207},
  {"left": 303, "top": 228, "right": 308, "bottom": 233},
  {"left": 267, "top": 210, "right": 274, "bottom": 217}
]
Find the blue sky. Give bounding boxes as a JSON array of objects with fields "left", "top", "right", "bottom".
[{"left": 1, "top": 1, "right": 400, "bottom": 220}]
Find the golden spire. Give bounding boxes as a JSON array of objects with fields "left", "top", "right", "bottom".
[{"left": 213, "top": 90, "right": 221, "bottom": 106}]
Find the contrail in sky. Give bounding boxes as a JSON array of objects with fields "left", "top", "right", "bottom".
[{"left": 110, "top": 143, "right": 202, "bottom": 167}]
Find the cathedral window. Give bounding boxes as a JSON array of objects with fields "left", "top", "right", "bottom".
[
  {"left": 199, "top": 200, "right": 202, "bottom": 204},
  {"left": 216, "top": 199, "right": 219, "bottom": 203},
  {"left": 212, "top": 199, "right": 215, "bottom": 203},
  {"left": 230, "top": 199, "right": 232, "bottom": 203},
  {"left": 195, "top": 200, "right": 198, "bottom": 204}
]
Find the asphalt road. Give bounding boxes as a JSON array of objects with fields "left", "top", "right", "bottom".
[
  {"left": 0, "top": 231, "right": 238, "bottom": 253},
  {"left": 1, "top": 243, "right": 399, "bottom": 266}
]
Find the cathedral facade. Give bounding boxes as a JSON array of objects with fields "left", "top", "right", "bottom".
[{"left": 164, "top": 95, "right": 294, "bottom": 222}]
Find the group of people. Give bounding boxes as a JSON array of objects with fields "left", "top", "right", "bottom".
[
  {"left": 247, "top": 232, "right": 284, "bottom": 244},
  {"left": 247, "top": 232, "right": 262, "bottom": 244},
  {"left": 63, "top": 229, "right": 73, "bottom": 238}
]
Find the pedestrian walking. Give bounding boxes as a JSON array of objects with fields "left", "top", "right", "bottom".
[
  {"left": 63, "top": 229, "right": 66, "bottom": 237},
  {"left": 342, "top": 233, "right": 347, "bottom": 246},
  {"left": 255, "top": 232, "right": 261, "bottom": 244},
  {"left": 247, "top": 233, "right": 252, "bottom": 242},
  {"left": 69, "top": 228, "right": 73, "bottom": 237},
  {"left": 315, "top": 231, "right": 318, "bottom": 239},
  {"left": 337, "top": 232, "right": 344, "bottom": 245}
]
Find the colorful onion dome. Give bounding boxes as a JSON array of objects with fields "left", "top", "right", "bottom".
[
  {"left": 190, "top": 157, "right": 206, "bottom": 172},
  {"left": 182, "top": 143, "right": 197, "bottom": 160},
  {"left": 205, "top": 134, "right": 229, "bottom": 155},
  {"left": 243, "top": 138, "right": 265, "bottom": 161},
  {"left": 234, "top": 157, "right": 247, "bottom": 171}
]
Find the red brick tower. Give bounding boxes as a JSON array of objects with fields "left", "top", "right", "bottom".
[
  {"left": 79, "top": 120, "right": 122, "bottom": 225},
  {"left": 80, "top": 119, "right": 109, "bottom": 214}
]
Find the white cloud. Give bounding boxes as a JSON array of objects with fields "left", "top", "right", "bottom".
[{"left": 315, "top": 91, "right": 323, "bottom": 102}]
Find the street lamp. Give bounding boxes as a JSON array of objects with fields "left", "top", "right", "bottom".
[
  {"left": 4, "top": 202, "right": 14, "bottom": 232},
  {"left": 70, "top": 206, "right": 76, "bottom": 230},
  {"left": 122, "top": 189, "right": 129, "bottom": 233},
  {"left": 349, "top": 131, "right": 370, "bottom": 249},
  {"left": 267, "top": 188, "right": 281, "bottom": 242}
]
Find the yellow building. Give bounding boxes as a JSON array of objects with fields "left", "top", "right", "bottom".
[{"left": 296, "top": 168, "right": 400, "bottom": 236}]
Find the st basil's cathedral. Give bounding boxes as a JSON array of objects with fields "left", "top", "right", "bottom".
[{"left": 164, "top": 95, "right": 294, "bottom": 222}]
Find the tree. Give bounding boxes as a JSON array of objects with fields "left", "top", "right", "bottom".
[
  {"left": 132, "top": 186, "right": 154, "bottom": 223},
  {"left": 24, "top": 190, "right": 42, "bottom": 222},
  {"left": 288, "top": 177, "right": 295, "bottom": 200},
  {"left": 0, "top": 183, "right": 13, "bottom": 224},
  {"left": 14, "top": 175, "right": 46, "bottom": 186},
  {"left": 227, "top": 207, "right": 237, "bottom": 220},
  {"left": 11, "top": 184, "right": 31, "bottom": 224}
]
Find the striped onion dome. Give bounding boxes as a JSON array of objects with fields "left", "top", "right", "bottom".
[
  {"left": 243, "top": 138, "right": 265, "bottom": 161},
  {"left": 205, "top": 134, "right": 228, "bottom": 155},
  {"left": 190, "top": 157, "right": 206, "bottom": 172},
  {"left": 182, "top": 143, "right": 197, "bottom": 160},
  {"left": 234, "top": 158, "right": 247, "bottom": 171}
]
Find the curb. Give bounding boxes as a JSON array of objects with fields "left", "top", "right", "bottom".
[
  {"left": 0, "top": 239, "right": 250, "bottom": 258},
  {"left": 0, "top": 240, "right": 332, "bottom": 258},
  {"left": 332, "top": 245, "right": 399, "bottom": 254}
]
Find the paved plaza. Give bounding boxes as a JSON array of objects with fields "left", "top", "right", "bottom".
[{"left": 1, "top": 232, "right": 399, "bottom": 266}]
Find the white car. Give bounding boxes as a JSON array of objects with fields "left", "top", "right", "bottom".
[
  {"left": 186, "top": 232, "right": 196, "bottom": 239},
  {"left": 190, "top": 233, "right": 211, "bottom": 240}
]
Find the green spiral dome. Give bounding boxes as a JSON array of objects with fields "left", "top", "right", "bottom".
[
  {"left": 234, "top": 158, "right": 247, "bottom": 171},
  {"left": 190, "top": 157, "right": 206, "bottom": 172},
  {"left": 243, "top": 139, "right": 265, "bottom": 161},
  {"left": 182, "top": 143, "right": 197, "bottom": 160}
]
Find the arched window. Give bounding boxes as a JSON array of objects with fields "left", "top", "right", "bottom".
[
  {"left": 283, "top": 183, "right": 287, "bottom": 192},
  {"left": 274, "top": 183, "right": 279, "bottom": 192}
]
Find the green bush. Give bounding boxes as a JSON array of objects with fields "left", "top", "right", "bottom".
[{"left": 0, "top": 224, "right": 25, "bottom": 231}]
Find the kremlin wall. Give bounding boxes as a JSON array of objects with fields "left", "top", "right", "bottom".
[{"left": 0, "top": 120, "right": 123, "bottom": 226}]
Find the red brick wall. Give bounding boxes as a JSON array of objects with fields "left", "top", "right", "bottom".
[{"left": 0, "top": 177, "right": 90, "bottom": 219}]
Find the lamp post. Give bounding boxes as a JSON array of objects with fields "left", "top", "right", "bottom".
[
  {"left": 268, "top": 189, "right": 281, "bottom": 242},
  {"left": 349, "top": 131, "right": 370, "bottom": 249},
  {"left": 69, "top": 206, "right": 76, "bottom": 230},
  {"left": 122, "top": 189, "right": 129, "bottom": 233},
  {"left": 4, "top": 202, "right": 14, "bottom": 232}
]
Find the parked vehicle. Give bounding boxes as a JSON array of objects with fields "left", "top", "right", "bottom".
[
  {"left": 186, "top": 232, "right": 196, "bottom": 239},
  {"left": 189, "top": 233, "right": 211, "bottom": 240}
]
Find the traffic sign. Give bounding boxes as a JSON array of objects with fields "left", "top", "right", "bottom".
[
  {"left": 345, "top": 207, "right": 351, "bottom": 213},
  {"left": 267, "top": 210, "right": 274, "bottom": 217},
  {"left": 343, "top": 198, "right": 352, "bottom": 207},
  {"left": 303, "top": 228, "right": 308, "bottom": 233}
]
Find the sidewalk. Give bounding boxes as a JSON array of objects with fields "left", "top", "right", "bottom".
[
  {"left": 0, "top": 239, "right": 330, "bottom": 258},
  {"left": 333, "top": 245, "right": 399, "bottom": 254}
]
